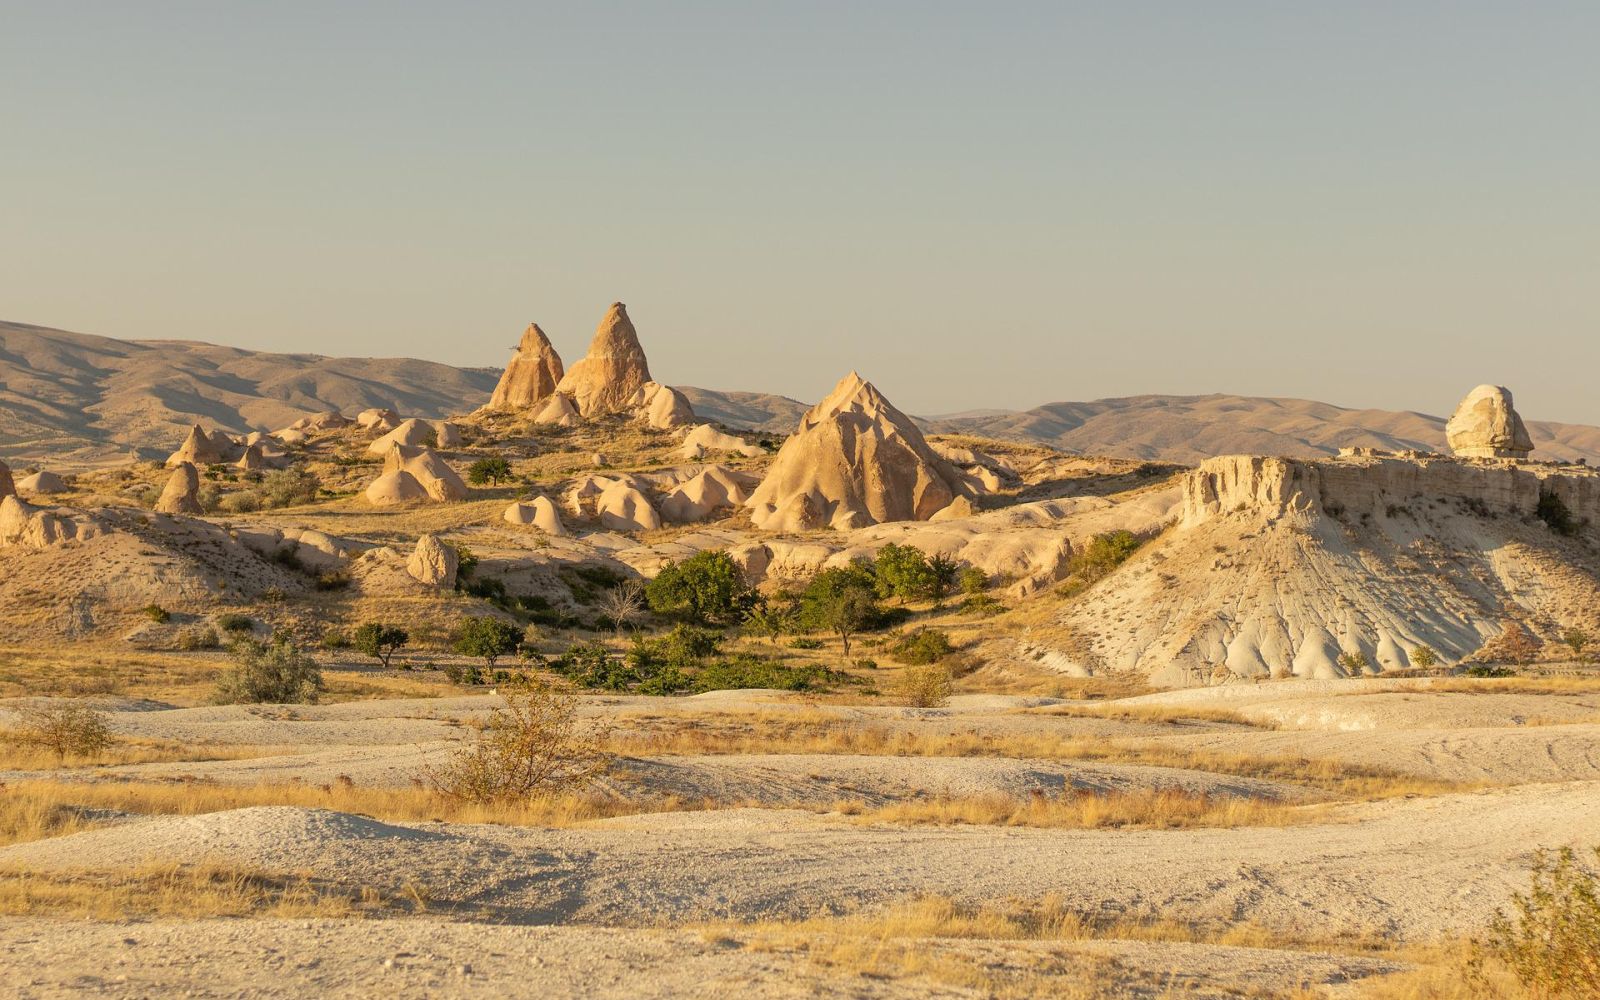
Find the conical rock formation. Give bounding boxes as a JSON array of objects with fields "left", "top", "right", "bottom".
[
  {"left": 677, "top": 424, "right": 765, "bottom": 460},
  {"left": 17, "top": 471, "right": 68, "bottom": 495},
  {"left": 503, "top": 496, "right": 567, "bottom": 535},
  {"left": 0, "top": 460, "right": 16, "bottom": 499},
  {"left": 629, "top": 382, "right": 696, "bottom": 430},
  {"left": 376, "top": 445, "right": 468, "bottom": 502},
  {"left": 1446, "top": 385, "right": 1534, "bottom": 459},
  {"left": 486, "top": 323, "right": 565, "bottom": 410},
  {"left": 156, "top": 462, "right": 205, "bottom": 515},
  {"left": 746, "top": 372, "right": 967, "bottom": 532},
  {"left": 406, "top": 534, "right": 458, "bottom": 588},
  {"left": 554, "top": 302, "right": 652, "bottom": 418},
  {"left": 166, "top": 424, "right": 235, "bottom": 468}
]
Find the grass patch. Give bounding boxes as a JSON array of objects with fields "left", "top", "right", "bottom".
[{"left": 834, "top": 788, "right": 1324, "bottom": 830}]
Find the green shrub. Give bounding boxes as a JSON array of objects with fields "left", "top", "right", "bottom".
[
  {"left": 423, "top": 679, "right": 611, "bottom": 803},
  {"left": 1337, "top": 651, "right": 1371, "bottom": 675},
  {"left": 221, "top": 490, "right": 263, "bottom": 514},
  {"left": 215, "top": 636, "right": 322, "bottom": 704},
  {"left": 1564, "top": 628, "right": 1591, "bottom": 660},
  {"left": 314, "top": 571, "right": 351, "bottom": 591},
  {"left": 694, "top": 655, "right": 840, "bottom": 693},
  {"left": 895, "top": 662, "right": 954, "bottom": 708},
  {"left": 797, "top": 562, "right": 882, "bottom": 656},
  {"left": 320, "top": 628, "right": 349, "bottom": 650},
  {"left": 962, "top": 593, "right": 1005, "bottom": 616},
  {"left": 789, "top": 637, "right": 823, "bottom": 650},
  {"left": 1536, "top": 492, "right": 1579, "bottom": 537},
  {"left": 1465, "top": 664, "right": 1517, "bottom": 678},
  {"left": 176, "top": 625, "right": 220, "bottom": 651},
  {"left": 873, "top": 543, "right": 934, "bottom": 604},
  {"left": 1409, "top": 646, "right": 1438, "bottom": 669},
  {"left": 1479, "top": 846, "right": 1600, "bottom": 997},
  {"left": 466, "top": 456, "right": 513, "bottom": 486},
  {"left": 141, "top": 604, "right": 171, "bottom": 624},
  {"left": 452, "top": 616, "right": 523, "bottom": 669},
  {"left": 645, "top": 550, "right": 757, "bottom": 626},
  {"left": 6, "top": 702, "right": 116, "bottom": 760},
  {"left": 889, "top": 629, "right": 955, "bottom": 665},
  {"left": 958, "top": 567, "right": 989, "bottom": 595},
  {"left": 259, "top": 468, "right": 321, "bottom": 508},
  {"left": 215, "top": 613, "right": 254, "bottom": 634},
  {"left": 352, "top": 622, "right": 409, "bottom": 667}
]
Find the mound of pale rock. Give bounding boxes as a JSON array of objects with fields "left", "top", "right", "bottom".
[
  {"left": 235, "top": 444, "right": 268, "bottom": 471},
  {"left": 365, "top": 470, "right": 430, "bottom": 505},
  {"left": 746, "top": 372, "right": 968, "bottom": 532},
  {"left": 660, "top": 466, "right": 751, "bottom": 523},
  {"left": 367, "top": 418, "right": 456, "bottom": 455},
  {"left": 406, "top": 534, "right": 458, "bottom": 587},
  {"left": 0, "top": 495, "right": 98, "bottom": 548},
  {"left": 283, "top": 411, "right": 351, "bottom": 434},
  {"left": 596, "top": 482, "right": 661, "bottom": 532},
  {"left": 503, "top": 497, "right": 567, "bottom": 535},
  {"left": 370, "top": 445, "right": 467, "bottom": 503},
  {"left": 356, "top": 408, "right": 400, "bottom": 432},
  {"left": 166, "top": 424, "right": 239, "bottom": 467},
  {"left": 1446, "top": 385, "right": 1533, "bottom": 459},
  {"left": 677, "top": 424, "right": 765, "bottom": 460},
  {"left": 16, "top": 470, "right": 67, "bottom": 495},
  {"left": 629, "top": 381, "right": 696, "bottom": 430},
  {"left": 156, "top": 463, "right": 204, "bottom": 515},
  {"left": 533, "top": 393, "right": 581, "bottom": 427},
  {"left": 485, "top": 323, "right": 565, "bottom": 410},
  {"left": 555, "top": 302, "right": 653, "bottom": 418}
]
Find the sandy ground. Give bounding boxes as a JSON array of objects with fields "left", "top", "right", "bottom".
[{"left": 5, "top": 681, "right": 1600, "bottom": 997}]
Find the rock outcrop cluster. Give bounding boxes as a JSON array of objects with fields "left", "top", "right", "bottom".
[
  {"left": 746, "top": 372, "right": 968, "bottom": 532},
  {"left": 485, "top": 323, "right": 565, "bottom": 410},
  {"left": 365, "top": 445, "right": 468, "bottom": 505},
  {"left": 554, "top": 303, "right": 654, "bottom": 418},
  {"left": 1445, "top": 385, "right": 1534, "bottom": 459},
  {"left": 167, "top": 424, "right": 240, "bottom": 467}
]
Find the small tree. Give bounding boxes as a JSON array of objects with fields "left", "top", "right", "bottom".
[
  {"left": 927, "top": 554, "right": 960, "bottom": 608},
  {"left": 873, "top": 543, "right": 933, "bottom": 604},
  {"left": 743, "top": 600, "right": 792, "bottom": 645},
  {"left": 215, "top": 636, "right": 323, "bottom": 704},
  {"left": 1410, "top": 646, "right": 1439, "bottom": 669},
  {"left": 467, "top": 456, "right": 513, "bottom": 487},
  {"left": 352, "top": 622, "right": 410, "bottom": 668},
  {"left": 895, "top": 663, "right": 954, "bottom": 708},
  {"left": 7, "top": 703, "right": 115, "bottom": 760},
  {"left": 597, "top": 579, "right": 647, "bottom": 636},
  {"left": 453, "top": 616, "right": 523, "bottom": 669},
  {"left": 1337, "top": 651, "right": 1371, "bottom": 676},
  {"left": 259, "top": 467, "right": 321, "bottom": 508},
  {"left": 958, "top": 567, "right": 988, "bottom": 595},
  {"left": 1563, "top": 628, "right": 1591, "bottom": 661},
  {"left": 425, "top": 678, "right": 611, "bottom": 802},
  {"left": 645, "top": 550, "right": 757, "bottom": 626},
  {"left": 800, "top": 564, "right": 880, "bottom": 657}
]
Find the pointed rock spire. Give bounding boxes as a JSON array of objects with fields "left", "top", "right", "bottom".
[
  {"left": 486, "top": 322, "right": 566, "bottom": 410},
  {"left": 554, "top": 302, "right": 653, "bottom": 418}
]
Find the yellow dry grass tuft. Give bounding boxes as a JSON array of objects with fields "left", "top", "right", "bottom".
[{"left": 834, "top": 788, "right": 1325, "bottom": 830}]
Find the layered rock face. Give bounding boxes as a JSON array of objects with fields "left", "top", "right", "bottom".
[
  {"left": 746, "top": 372, "right": 967, "bottom": 532},
  {"left": 554, "top": 303, "right": 653, "bottom": 418},
  {"left": 1445, "top": 385, "right": 1533, "bottom": 459},
  {"left": 486, "top": 323, "right": 565, "bottom": 410}
]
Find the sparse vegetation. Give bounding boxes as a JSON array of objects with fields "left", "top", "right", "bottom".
[
  {"left": 214, "top": 636, "right": 323, "bottom": 704},
  {"left": 452, "top": 616, "right": 523, "bottom": 670},
  {"left": 645, "top": 550, "right": 758, "bottom": 626},
  {"left": 1536, "top": 491, "right": 1579, "bottom": 537},
  {"left": 1338, "top": 651, "right": 1371, "bottom": 675},
  {"left": 596, "top": 578, "right": 647, "bottom": 636},
  {"left": 895, "top": 662, "right": 954, "bottom": 708},
  {"left": 1056, "top": 529, "right": 1148, "bottom": 598},
  {"left": 176, "top": 625, "right": 221, "bottom": 651},
  {"left": 3, "top": 702, "right": 115, "bottom": 760},
  {"left": 888, "top": 628, "right": 955, "bottom": 665},
  {"left": 425, "top": 679, "right": 611, "bottom": 803},
  {"left": 466, "top": 455, "right": 513, "bottom": 486},
  {"left": 1478, "top": 846, "right": 1600, "bottom": 998},
  {"left": 215, "top": 613, "right": 254, "bottom": 634},
  {"left": 1563, "top": 627, "right": 1590, "bottom": 661},
  {"left": 258, "top": 467, "right": 321, "bottom": 508},
  {"left": 141, "top": 604, "right": 171, "bottom": 623},
  {"left": 1410, "top": 645, "right": 1439, "bottom": 669}
]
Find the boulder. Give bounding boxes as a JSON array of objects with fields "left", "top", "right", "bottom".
[
  {"left": 155, "top": 462, "right": 205, "bottom": 515},
  {"left": 0, "top": 495, "right": 93, "bottom": 548},
  {"left": 235, "top": 444, "right": 268, "bottom": 471},
  {"left": 365, "top": 469, "right": 430, "bottom": 505},
  {"left": 554, "top": 302, "right": 652, "bottom": 417},
  {"left": 431, "top": 421, "right": 463, "bottom": 448},
  {"left": 357, "top": 407, "right": 400, "bottom": 431},
  {"left": 596, "top": 482, "right": 661, "bottom": 532},
  {"left": 367, "top": 418, "right": 443, "bottom": 455},
  {"left": 285, "top": 411, "right": 351, "bottom": 433},
  {"left": 406, "top": 533, "right": 459, "bottom": 587},
  {"left": 485, "top": 323, "right": 565, "bottom": 410},
  {"left": 629, "top": 381, "right": 696, "bottom": 430},
  {"left": 677, "top": 424, "right": 765, "bottom": 460},
  {"left": 660, "top": 466, "right": 750, "bottom": 523},
  {"left": 746, "top": 372, "right": 967, "bottom": 532},
  {"left": 532, "top": 393, "right": 581, "bottom": 427},
  {"left": 379, "top": 445, "right": 468, "bottom": 502},
  {"left": 16, "top": 470, "right": 67, "bottom": 495},
  {"left": 275, "top": 429, "right": 309, "bottom": 446},
  {"left": 503, "top": 496, "right": 567, "bottom": 535},
  {"left": 1446, "top": 385, "right": 1534, "bottom": 459}
]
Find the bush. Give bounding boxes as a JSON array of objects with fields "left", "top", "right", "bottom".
[
  {"left": 789, "top": 637, "right": 823, "bottom": 650},
  {"left": 466, "top": 456, "right": 513, "bottom": 486},
  {"left": 452, "top": 616, "right": 523, "bottom": 668},
  {"left": 1563, "top": 628, "right": 1591, "bottom": 661},
  {"left": 424, "top": 679, "right": 611, "bottom": 803},
  {"left": 1337, "top": 651, "right": 1371, "bottom": 676},
  {"left": 1409, "top": 646, "right": 1439, "bottom": 669},
  {"left": 141, "top": 604, "right": 171, "bottom": 624},
  {"left": 352, "top": 622, "right": 410, "bottom": 668},
  {"left": 1479, "top": 846, "right": 1600, "bottom": 997},
  {"left": 645, "top": 550, "right": 757, "bottom": 626},
  {"left": 895, "top": 662, "right": 954, "bottom": 708},
  {"left": 259, "top": 468, "right": 321, "bottom": 508},
  {"left": 220, "top": 490, "right": 263, "bottom": 514},
  {"left": 6, "top": 703, "right": 115, "bottom": 760},
  {"left": 214, "top": 636, "right": 323, "bottom": 704},
  {"left": 314, "top": 571, "right": 351, "bottom": 591},
  {"left": 798, "top": 562, "right": 882, "bottom": 656},
  {"left": 1057, "top": 530, "right": 1148, "bottom": 597},
  {"left": 958, "top": 567, "right": 989, "bottom": 595},
  {"left": 873, "top": 543, "right": 934, "bottom": 604},
  {"left": 962, "top": 593, "right": 1005, "bottom": 617},
  {"left": 1465, "top": 664, "right": 1517, "bottom": 678},
  {"left": 889, "top": 629, "right": 955, "bottom": 665},
  {"left": 1536, "top": 492, "right": 1579, "bottom": 537},
  {"left": 553, "top": 641, "right": 640, "bottom": 692},
  {"left": 320, "top": 627, "right": 349, "bottom": 650},
  {"left": 694, "top": 655, "right": 840, "bottom": 693},
  {"left": 215, "top": 613, "right": 254, "bottom": 633},
  {"left": 176, "top": 625, "right": 220, "bottom": 651}
]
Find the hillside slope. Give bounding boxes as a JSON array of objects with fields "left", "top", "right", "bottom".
[{"left": 0, "top": 321, "right": 499, "bottom": 461}]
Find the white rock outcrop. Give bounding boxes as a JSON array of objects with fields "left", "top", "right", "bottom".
[
  {"left": 503, "top": 497, "right": 567, "bottom": 535},
  {"left": 554, "top": 302, "right": 653, "bottom": 418},
  {"left": 16, "top": 471, "right": 67, "bottom": 495},
  {"left": 485, "top": 323, "right": 565, "bottom": 410},
  {"left": 676, "top": 424, "right": 765, "bottom": 460},
  {"left": 406, "top": 533, "right": 459, "bottom": 587},
  {"left": 1445, "top": 385, "right": 1534, "bottom": 459},
  {"left": 156, "top": 462, "right": 205, "bottom": 515}
]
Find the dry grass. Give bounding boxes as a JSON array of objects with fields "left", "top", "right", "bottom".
[
  {"left": 604, "top": 709, "right": 1473, "bottom": 800},
  {"left": 0, "top": 777, "right": 713, "bottom": 848},
  {"left": 1025, "top": 702, "right": 1269, "bottom": 727},
  {"left": 1403, "top": 676, "right": 1600, "bottom": 696},
  {"left": 0, "top": 862, "right": 413, "bottom": 920},
  {"left": 0, "top": 738, "right": 291, "bottom": 771},
  {"left": 0, "top": 646, "right": 220, "bottom": 702},
  {"left": 834, "top": 788, "right": 1324, "bottom": 830}
]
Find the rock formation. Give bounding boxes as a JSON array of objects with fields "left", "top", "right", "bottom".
[
  {"left": 596, "top": 481, "right": 661, "bottom": 532},
  {"left": 629, "top": 382, "right": 696, "bottom": 430},
  {"left": 166, "top": 424, "right": 236, "bottom": 467},
  {"left": 16, "top": 470, "right": 67, "bottom": 495},
  {"left": 0, "top": 460, "right": 13, "bottom": 499},
  {"left": 533, "top": 394, "right": 581, "bottom": 427},
  {"left": 156, "top": 462, "right": 205, "bottom": 515},
  {"left": 365, "top": 470, "right": 430, "bottom": 505},
  {"left": 485, "top": 323, "right": 565, "bottom": 410},
  {"left": 367, "top": 418, "right": 443, "bottom": 455},
  {"left": 373, "top": 445, "right": 468, "bottom": 502},
  {"left": 283, "top": 411, "right": 351, "bottom": 434},
  {"left": 356, "top": 408, "right": 400, "bottom": 432},
  {"left": 660, "top": 466, "right": 751, "bottom": 523},
  {"left": 406, "top": 533, "right": 458, "bottom": 588},
  {"left": 0, "top": 495, "right": 97, "bottom": 548},
  {"left": 746, "top": 372, "right": 968, "bottom": 532},
  {"left": 431, "top": 421, "right": 462, "bottom": 448},
  {"left": 677, "top": 424, "right": 765, "bottom": 460},
  {"left": 236, "top": 444, "right": 268, "bottom": 471},
  {"left": 503, "top": 497, "right": 567, "bottom": 535},
  {"left": 1445, "top": 385, "right": 1534, "bottom": 459},
  {"left": 554, "top": 302, "right": 652, "bottom": 418}
]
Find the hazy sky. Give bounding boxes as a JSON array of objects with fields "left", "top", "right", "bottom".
[{"left": 2, "top": 2, "right": 1596, "bottom": 422}]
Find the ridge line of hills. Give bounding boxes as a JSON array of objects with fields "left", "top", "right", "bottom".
[{"left": 3, "top": 318, "right": 1599, "bottom": 465}]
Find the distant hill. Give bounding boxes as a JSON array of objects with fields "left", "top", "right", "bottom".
[
  {"left": 0, "top": 320, "right": 499, "bottom": 462},
  {"left": 4, "top": 320, "right": 1598, "bottom": 466}
]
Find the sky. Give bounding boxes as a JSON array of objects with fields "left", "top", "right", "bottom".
[{"left": 2, "top": 2, "right": 1596, "bottom": 422}]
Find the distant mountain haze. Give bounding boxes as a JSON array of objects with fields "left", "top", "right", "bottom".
[{"left": 2, "top": 320, "right": 1597, "bottom": 466}]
